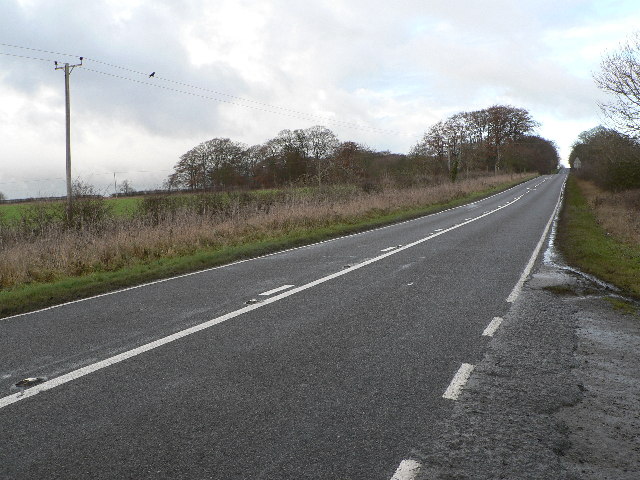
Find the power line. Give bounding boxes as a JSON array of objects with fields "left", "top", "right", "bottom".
[
  {"left": 0, "top": 51, "right": 56, "bottom": 62},
  {"left": 0, "top": 42, "right": 79, "bottom": 59},
  {"left": 0, "top": 177, "right": 65, "bottom": 185},
  {"left": 83, "top": 66, "right": 400, "bottom": 134},
  {"left": 2, "top": 42, "right": 369, "bottom": 124},
  {"left": 1, "top": 42, "right": 409, "bottom": 136},
  {"left": 85, "top": 57, "right": 353, "bottom": 120}
]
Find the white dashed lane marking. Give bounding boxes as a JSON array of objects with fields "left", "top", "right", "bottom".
[
  {"left": 442, "top": 363, "right": 475, "bottom": 400},
  {"left": 390, "top": 459, "right": 422, "bottom": 480},
  {"left": 482, "top": 317, "right": 504, "bottom": 337},
  {"left": 259, "top": 285, "right": 295, "bottom": 296}
]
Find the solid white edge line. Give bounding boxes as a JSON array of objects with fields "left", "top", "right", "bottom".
[
  {"left": 506, "top": 178, "right": 566, "bottom": 303},
  {"left": 390, "top": 459, "right": 422, "bottom": 480},
  {"left": 482, "top": 316, "right": 504, "bottom": 337},
  {"left": 259, "top": 284, "right": 295, "bottom": 296},
  {"left": 0, "top": 189, "right": 530, "bottom": 409},
  {"left": 2, "top": 176, "right": 544, "bottom": 322},
  {"left": 442, "top": 363, "right": 475, "bottom": 400}
]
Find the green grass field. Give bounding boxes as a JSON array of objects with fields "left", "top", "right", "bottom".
[
  {"left": 0, "top": 202, "right": 29, "bottom": 221},
  {"left": 0, "top": 197, "right": 142, "bottom": 220}
]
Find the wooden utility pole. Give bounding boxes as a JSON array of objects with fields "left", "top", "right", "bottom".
[{"left": 55, "top": 57, "right": 83, "bottom": 222}]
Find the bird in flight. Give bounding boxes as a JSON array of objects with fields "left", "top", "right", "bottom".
[{"left": 149, "top": 72, "right": 155, "bottom": 78}]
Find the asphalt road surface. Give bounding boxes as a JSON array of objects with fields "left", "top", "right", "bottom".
[{"left": 0, "top": 173, "right": 566, "bottom": 479}]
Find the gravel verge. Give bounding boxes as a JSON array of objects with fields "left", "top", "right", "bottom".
[{"left": 413, "top": 262, "right": 640, "bottom": 479}]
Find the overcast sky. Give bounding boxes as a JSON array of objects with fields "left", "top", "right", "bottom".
[{"left": 1, "top": 0, "right": 638, "bottom": 199}]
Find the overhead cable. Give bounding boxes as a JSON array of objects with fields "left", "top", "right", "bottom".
[
  {"left": 1, "top": 42, "right": 407, "bottom": 136},
  {"left": 0, "top": 51, "right": 56, "bottom": 62}
]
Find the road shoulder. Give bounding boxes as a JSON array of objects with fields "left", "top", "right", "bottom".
[
  {"left": 557, "top": 289, "right": 640, "bottom": 479},
  {"left": 415, "top": 263, "right": 640, "bottom": 479}
]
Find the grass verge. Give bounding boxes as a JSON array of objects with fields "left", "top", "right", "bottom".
[
  {"left": 557, "top": 176, "right": 640, "bottom": 299},
  {"left": 604, "top": 297, "right": 638, "bottom": 315},
  {"left": 0, "top": 176, "right": 533, "bottom": 318}
]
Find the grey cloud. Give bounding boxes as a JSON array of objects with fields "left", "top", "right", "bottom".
[
  {"left": 0, "top": 0, "right": 632, "bottom": 198},
  {"left": 2, "top": 0, "right": 250, "bottom": 137},
  {"left": 1, "top": 0, "right": 604, "bottom": 136}
]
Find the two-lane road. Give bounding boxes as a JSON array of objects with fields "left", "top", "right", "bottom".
[{"left": 1, "top": 173, "right": 566, "bottom": 479}]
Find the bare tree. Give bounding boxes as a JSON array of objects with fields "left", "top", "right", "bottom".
[
  {"left": 595, "top": 33, "right": 640, "bottom": 136},
  {"left": 118, "top": 180, "right": 135, "bottom": 195},
  {"left": 71, "top": 178, "right": 99, "bottom": 197},
  {"left": 169, "top": 138, "right": 248, "bottom": 190},
  {"left": 442, "top": 113, "right": 469, "bottom": 181},
  {"left": 486, "top": 105, "right": 538, "bottom": 173},
  {"left": 413, "top": 121, "right": 448, "bottom": 174},
  {"left": 171, "top": 146, "right": 205, "bottom": 190},
  {"left": 414, "top": 106, "right": 538, "bottom": 176},
  {"left": 272, "top": 129, "right": 309, "bottom": 183},
  {"left": 201, "top": 138, "right": 248, "bottom": 188},
  {"left": 570, "top": 126, "right": 640, "bottom": 190},
  {"left": 306, "top": 126, "right": 339, "bottom": 185}
]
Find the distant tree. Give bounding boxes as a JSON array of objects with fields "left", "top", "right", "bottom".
[
  {"left": 269, "top": 129, "right": 308, "bottom": 184},
  {"left": 595, "top": 33, "right": 640, "bottom": 136},
  {"left": 71, "top": 179, "right": 98, "bottom": 197},
  {"left": 202, "top": 138, "right": 248, "bottom": 188},
  {"left": 306, "top": 125, "right": 339, "bottom": 185},
  {"left": 570, "top": 126, "right": 640, "bottom": 191},
  {"left": 485, "top": 105, "right": 539, "bottom": 173},
  {"left": 459, "top": 110, "right": 491, "bottom": 172},
  {"left": 254, "top": 126, "right": 340, "bottom": 185},
  {"left": 331, "top": 141, "right": 367, "bottom": 181},
  {"left": 0, "top": 192, "right": 6, "bottom": 202},
  {"left": 442, "top": 113, "right": 469, "bottom": 181},
  {"left": 413, "top": 105, "right": 539, "bottom": 178},
  {"left": 171, "top": 144, "right": 207, "bottom": 190},
  {"left": 243, "top": 144, "right": 267, "bottom": 187},
  {"left": 502, "top": 135, "right": 558, "bottom": 174},
  {"left": 169, "top": 138, "right": 248, "bottom": 190},
  {"left": 412, "top": 120, "right": 448, "bottom": 175},
  {"left": 118, "top": 180, "right": 135, "bottom": 195},
  {"left": 413, "top": 113, "right": 468, "bottom": 181},
  {"left": 162, "top": 176, "right": 181, "bottom": 192}
]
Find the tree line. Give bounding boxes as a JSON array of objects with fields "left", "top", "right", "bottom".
[
  {"left": 409, "top": 105, "right": 558, "bottom": 180},
  {"left": 570, "top": 32, "right": 640, "bottom": 191},
  {"left": 570, "top": 126, "right": 640, "bottom": 191},
  {"left": 166, "top": 105, "right": 559, "bottom": 191}
]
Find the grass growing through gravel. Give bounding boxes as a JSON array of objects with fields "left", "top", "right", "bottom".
[
  {"left": 604, "top": 297, "right": 639, "bottom": 315},
  {"left": 0, "top": 174, "right": 533, "bottom": 317},
  {"left": 557, "top": 176, "right": 640, "bottom": 298}
]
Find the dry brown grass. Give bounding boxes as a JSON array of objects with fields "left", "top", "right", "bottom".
[
  {"left": 0, "top": 174, "right": 529, "bottom": 289},
  {"left": 576, "top": 179, "right": 640, "bottom": 245}
]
